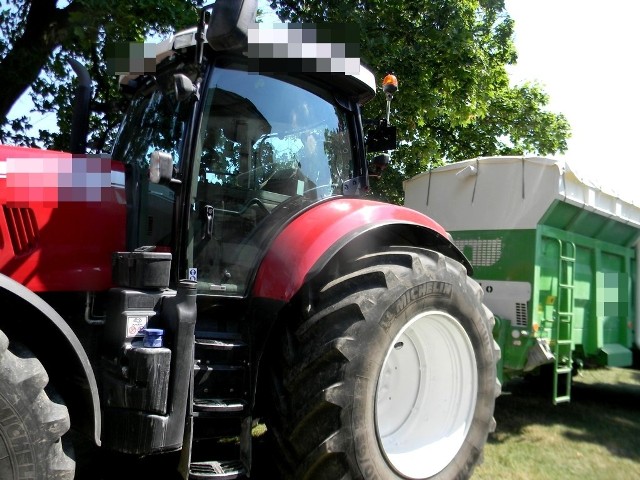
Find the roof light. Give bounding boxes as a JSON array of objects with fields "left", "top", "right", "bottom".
[{"left": 382, "top": 72, "right": 398, "bottom": 95}]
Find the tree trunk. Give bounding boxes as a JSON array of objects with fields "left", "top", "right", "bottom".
[{"left": 0, "top": 0, "right": 65, "bottom": 121}]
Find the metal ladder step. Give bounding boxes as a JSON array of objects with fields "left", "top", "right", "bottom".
[
  {"left": 194, "top": 363, "right": 245, "bottom": 372},
  {"left": 195, "top": 338, "right": 247, "bottom": 351},
  {"left": 193, "top": 398, "right": 246, "bottom": 414},
  {"left": 189, "top": 460, "right": 245, "bottom": 479}
]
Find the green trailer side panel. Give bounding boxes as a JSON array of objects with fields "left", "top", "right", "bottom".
[
  {"left": 574, "top": 245, "right": 595, "bottom": 354},
  {"left": 536, "top": 234, "right": 560, "bottom": 337},
  {"left": 451, "top": 229, "right": 537, "bottom": 284},
  {"left": 537, "top": 223, "right": 635, "bottom": 368},
  {"left": 451, "top": 229, "right": 538, "bottom": 375},
  {"left": 450, "top": 222, "right": 635, "bottom": 373},
  {"left": 598, "top": 253, "right": 634, "bottom": 366}
]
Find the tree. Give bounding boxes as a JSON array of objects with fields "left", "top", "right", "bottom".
[
  {"left": 270, "top": 0, "right": 571, "bottom": 203},
  {"left": 0, "top": 0, "right": 202, "bottom": 151},
  {"left": 1, "top": 0, "right": 570, "bottom": 203}
]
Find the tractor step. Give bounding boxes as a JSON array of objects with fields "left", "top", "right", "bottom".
[
  {"left": 193, "top": 330, "right": 249, "bottom": 407},
  {"left": 193, "top": 398, "right": 246, "bottom": 414},
  {"left": 195, "top": 338, "right": 247, "bottom": 351},
  {"left": 189, "top": 460, "right": 245, "bottom": 479}
]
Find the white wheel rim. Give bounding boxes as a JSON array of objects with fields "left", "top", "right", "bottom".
[{"left": 375, "top": 310, "right": 478, "bottom": 478}]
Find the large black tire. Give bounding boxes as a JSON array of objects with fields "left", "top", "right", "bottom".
[
  {"left": 0, "top": 330, "right": 75, "bottom": 480},
  {"left": 267, "top": 248, "right": 500, "bottom": 479}
]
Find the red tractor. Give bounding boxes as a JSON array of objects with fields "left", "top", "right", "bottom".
[{"left": 0, "top": 1, "right": 498, "bottom": 478}]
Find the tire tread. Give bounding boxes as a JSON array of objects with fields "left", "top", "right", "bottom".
[
  {"left": 0, "top": 331, "right": 75, "bottom": 480},
  {"left": 266, "top": 248, "right": 499, "bottom": 480}
]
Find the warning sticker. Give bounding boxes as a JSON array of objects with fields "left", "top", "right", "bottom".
[
  {"left": 127, "top": 316, "right": 148, "bottom": 337},
  {"left": 188, "top": 267, "right": 197, "bottom": 281}
]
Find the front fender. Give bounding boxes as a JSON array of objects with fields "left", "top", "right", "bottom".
[
  {"left": 252, "top": 198, "right": 470, "bottom": 302},
  {"left": 0, "top": 273, "right": 101, "bottom": 446}
]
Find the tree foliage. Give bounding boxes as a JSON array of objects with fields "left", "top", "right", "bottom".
[
  {"left": 271, "top": 0, "right": 571, "bottom": 203},
  {"left": 0, "top": 0, "right": 202, "bottom": 151},
  {"left": 0, "top": 0, "right": 570, "bottom": 204}
]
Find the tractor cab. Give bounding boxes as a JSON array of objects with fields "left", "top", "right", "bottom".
[{"left": 112, "top": 9, "right": 378, "bottom": 296}]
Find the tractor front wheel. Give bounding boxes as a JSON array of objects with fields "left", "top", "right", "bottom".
[
  {"left": 0, "top": 330, "right": 75, "bottom": 480},
  {"left": 267, "top": 248, "right": 499, "bottom": 479}
]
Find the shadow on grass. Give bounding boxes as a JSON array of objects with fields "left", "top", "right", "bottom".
[
  {"left": 490, "top": 369, "right": 640, "bottom": 462},
  {"left": 74, "top": 368, "right": 640, "bottom": 478}
]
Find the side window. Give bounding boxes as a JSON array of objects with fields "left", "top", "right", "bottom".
[
  {"left": 113, "top": 89, "right": 186, "bottom": 170},
  {"left": 112, "top": 85, "right": 190, "bottom": 249}
]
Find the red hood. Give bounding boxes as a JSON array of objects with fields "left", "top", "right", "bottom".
[{"left": 0, "top": 145, "right": 126, "bottom": 292}]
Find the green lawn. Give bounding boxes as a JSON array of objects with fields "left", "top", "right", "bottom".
[{"left": 474, "top": 367, "right": 640, "bottom": 480}]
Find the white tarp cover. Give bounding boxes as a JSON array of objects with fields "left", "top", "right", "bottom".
[{"left": 403, "top": 156, "right": 640, "bottom": 232}]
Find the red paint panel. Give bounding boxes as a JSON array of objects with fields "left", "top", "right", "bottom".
[
  {"left": 253, "top": 198, "right": 447, "bottom": 301},
  {"left": 0, "top": 146, "right": 126, "bottom": 292}
]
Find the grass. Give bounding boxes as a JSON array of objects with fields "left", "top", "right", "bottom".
[{"left": 474, "top": 367, "right": 640, "bottom": 480}]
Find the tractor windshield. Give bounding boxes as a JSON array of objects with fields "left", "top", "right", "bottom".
[
  {"left": 189, "top": 62, "right": 354, "bottom": 294},
  {"left": 195, "top": 65, "right": 353, "bottom": 199}
]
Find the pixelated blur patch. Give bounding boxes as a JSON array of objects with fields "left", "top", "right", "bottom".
[
  {"left": 596, "top": 272, "right": 630, "bottom": 317},
  {"left": 3, "top": 154, "right": 112, "bottom": 208},
  {"left": 248, "top": 23, "right": 360, "bottom": 74},
  {"left": 106, "top": 41, "right": 156, "bottom": 75}
]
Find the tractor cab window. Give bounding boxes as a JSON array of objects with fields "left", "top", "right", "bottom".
[
  {"left": 189, "top": 64, "right": 353, "bottom": 294},
  {"left": 112, "top": 77, "right": 192, "bottom": 250}
]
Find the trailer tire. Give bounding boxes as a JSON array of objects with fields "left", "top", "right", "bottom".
[
  {"left": 267, "top": 248, "right": 499, "bottom": 479},
  {"left": 0, "top": 330, "right": 75, "bottom": 480}
]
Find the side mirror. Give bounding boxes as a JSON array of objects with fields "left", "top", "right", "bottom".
[
  {"left": 366, "top": 122, "right": 397, "bottom": 152},
  {"left": 150, "top": 151, "right": 175, "bottom": 184},
  {"left": 174, "top": 74, "right": 196, "bottom": 102},
  {"left": 206, "top": 0, "right": 258, "bottom": 51}
]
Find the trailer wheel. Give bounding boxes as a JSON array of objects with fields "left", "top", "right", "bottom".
[
  {"left": 267, "top": 248, "right": 499, "bottom": 479},
  {"left": 0, "top": 330, "right": 75, "bottom": 480}
]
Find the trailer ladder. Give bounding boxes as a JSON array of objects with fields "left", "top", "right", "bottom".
[{"left": 553, "top": 239, "right": 575, "bottom": 404}]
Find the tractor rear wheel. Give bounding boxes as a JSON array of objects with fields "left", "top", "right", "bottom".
[
  {"left": 267, "top": 248, "right": 499, "bottom": 479},
  {"left": 0, "top": 330, "right": 75, "bottom": 480}
]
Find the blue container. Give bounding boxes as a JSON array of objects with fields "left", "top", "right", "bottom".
[{"left": 142, "top": 328, "right": 164, "bottom": 348}]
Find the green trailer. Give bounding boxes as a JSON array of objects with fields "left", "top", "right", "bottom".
[{"left": 404, "top": 156, "right": 640, "bottom": 403}]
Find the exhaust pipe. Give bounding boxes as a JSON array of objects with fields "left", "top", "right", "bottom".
[{"left": 68, "top": 58, "right": 92, "bottom": 154}]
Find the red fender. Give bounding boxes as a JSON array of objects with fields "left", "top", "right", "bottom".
[{"left": 253, "top": 198, "right": 450, "bottom": 302}]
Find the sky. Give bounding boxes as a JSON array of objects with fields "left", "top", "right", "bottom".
[
  {"left": 8, "top": 1, "right": 640, "bottom": 202},
  {"left": 503, "top": 0, "right": 640, "bottom": 202}
]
